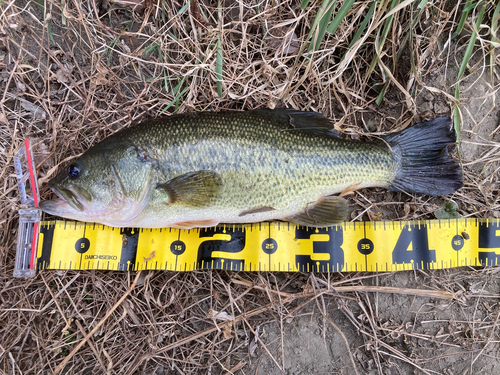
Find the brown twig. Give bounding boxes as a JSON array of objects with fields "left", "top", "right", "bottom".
[
  {"left": 232, "top": 278, "right": 455, "bottom": 300},
  {"left": 54, "top": 271, "right": 143, "bottom": 374}
]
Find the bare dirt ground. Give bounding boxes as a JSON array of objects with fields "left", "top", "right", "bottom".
[{"left": 1, "top": 1, "right": 499, "bottom": 374}]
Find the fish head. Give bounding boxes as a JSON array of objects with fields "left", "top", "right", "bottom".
[{"left": 40, "top": 145, "right": 155, "bottom": 226}]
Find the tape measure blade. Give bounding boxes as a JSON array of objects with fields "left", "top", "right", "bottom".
[{"left": 32, "top": 218, "right": 500, "bottom": 273}]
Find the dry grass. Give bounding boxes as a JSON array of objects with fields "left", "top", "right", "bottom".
[{"left": 1, "top": 0, "right": 499, "bottom": 374}]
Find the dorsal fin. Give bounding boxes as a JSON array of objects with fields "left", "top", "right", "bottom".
[{"left": 250, "top": 108, "right": 340, "bottom": 138}]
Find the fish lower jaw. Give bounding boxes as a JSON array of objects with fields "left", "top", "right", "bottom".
[
  {"left": 39, "top": 198, "right": 136, "bottom": 225},
  {"left": 40, "top": 198, "right": 76, "bottom": 217},
  {"left": 40, "top": 198, "right": 101, "bottom": 223}
]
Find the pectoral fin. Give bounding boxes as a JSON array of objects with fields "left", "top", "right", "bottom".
[
  {"left": 156, "top": 171, "right": 222, "bottom": 207},
  {"left": 287, "top": 196, "right": 348, "bottom": 227}
]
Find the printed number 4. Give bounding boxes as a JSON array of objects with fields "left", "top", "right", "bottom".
[{"left": 392, "top": 225, "right": 436, "bottom": 267}]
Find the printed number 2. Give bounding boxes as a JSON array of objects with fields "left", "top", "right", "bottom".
[
  {"left": 392, "top": 225, "right": 436, "bottom": 268},
  {"left": 197, "top": 227, "right": 246, "bottom": 270}
]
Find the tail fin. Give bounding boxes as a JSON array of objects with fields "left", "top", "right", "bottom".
[{"left": 383, "top": 117, "right": 462, "bottom": 196}]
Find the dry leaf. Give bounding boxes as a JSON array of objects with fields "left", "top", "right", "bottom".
[
  {"left": 223, "top": 321, "right": 233, "bottom": 339},
  {"left": 0, "top": 112, "right": 8, "bottom": 125},
  {"left": 120, "top": 39, "right": 131, "bottom": 54},
  {"left": 207, "top": 309, "right": 234, "bottom": 321},
  {"left": 61, "top": 318, "right": 74, "bottom": 336},
  {"left": 248, "top": 325, "right": 260, "bottom": 357},
  {"left": 111, "top": 0, "right": 145, "bottom": 13},
  {"left": 19, "top": 99, "right": 46, "bottom": 119},
  {"left": 367, "top": 209, "right": 382, "bottom": 221},
  {"left": 266, "top": 25, "right": 299, "bottom": 55},
  {"left": 143, "top": 250, "right": 156, "bottom": 262},
  {"left": 16, "top": 81, "right": 26, "bottom": 91},
  {"left": 55, "top": 69, "right": 69, "bottom": 83},
  {"left": 403, "top": 201, "right": 410, "bottom": 217},
  {"left": 340, "top": 182, "right": 362, "bottom": 197}
]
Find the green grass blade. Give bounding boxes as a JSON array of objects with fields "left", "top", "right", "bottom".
[
  {"left": 379, "top": 0, "right": 399, "bottom": 48},
  {"left": 143, "top": 43, "right": 159, "bottom": 56},
  {"left": 300, "top": 0, "right": 311, "bottom": 9},
  {"left": 178, "top": 2, "right": 189, "bottom": 14},
  {"left": 452, "top": 0, "right": 473, "bottom": 38},
  {"left": 61, "top": 0, "right": 66, "bottom": 25},
  {"left": 155, "top": 45, "right": 170, "bottom": 93},
  {"left": 326, "top": 0, "right": 356, "bottom": 34},
  {"left": 367, "top": 0, "right": 399, "bottom": 76},
  {"left": 107, "top": 36, "right": 121, "bottom": 67},
  {"left": 456, "top": 4, "right": 486, "bottom": 83},
  {"left": 347, "top": 0, "right": 377, "bottom": 49},
  {"left": 308, "top": 0, "right": 337, "bottom": 53},
  {"left": 453, "top": 105, "right": 461, "bottom": 147},
  {"left": 167, "top": 31, "right": 179, "bottom": 42},
  {"left": 36, "top": 0, "right": 55, "bottom": 43},
  {"left": 375, "top": 83, "right": 388, "bottom": 105},
  {"left": 464, "top": 1, "right": 482, "bottom": 12},
  {"left": 492, "top": 1, "right": 500, "bottom": 39},
  {"left": 454, "top": 3, "right": 486, "bottom": 144},
  {"left": 160, "top": 86, "right": 189, "bottom": 114},
  {"left": 376, "top": 0, "right": 427, "bottom": 105},
  {"left": 216, "top": 37, "right": 223, "bottom": 97},
  {"left": 490, "top": 1, "right": 500, "bottom": 82},
  {"left": 214, "top": 0, "right": 223, "bottom": 97},
  {"left": 103, "top": 20, "right": 134, "bottom": 66}
]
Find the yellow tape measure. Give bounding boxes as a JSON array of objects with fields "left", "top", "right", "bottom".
[{"left": 34, "top": 219, "right": 500, "bottom": 272}]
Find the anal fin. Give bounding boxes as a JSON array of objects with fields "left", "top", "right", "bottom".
[
  {"left": 286, "top": 196, "right": 348, "bottom": 227},
  {"left": 171, "top": 219, "right": 220, "bottom": 229}
]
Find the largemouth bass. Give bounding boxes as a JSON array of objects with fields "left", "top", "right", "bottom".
[{"left": 40, "top": 109, "right": 462, "bottom": 228}]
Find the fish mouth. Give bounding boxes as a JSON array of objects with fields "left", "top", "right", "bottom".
[
  {"left": 43, "top": 184, "right": 86, "bottom": 212},
  {"left": 39, "top": 197, "right": 75, "bottom": 216}
]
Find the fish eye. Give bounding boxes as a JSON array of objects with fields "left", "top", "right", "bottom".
[{"left": 67, "top": 163, "right": 81, "bottom": 179}]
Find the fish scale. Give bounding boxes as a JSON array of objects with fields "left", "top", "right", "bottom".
[{"left": 134, "top": 112, "right": 394, "bottom": 219}]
